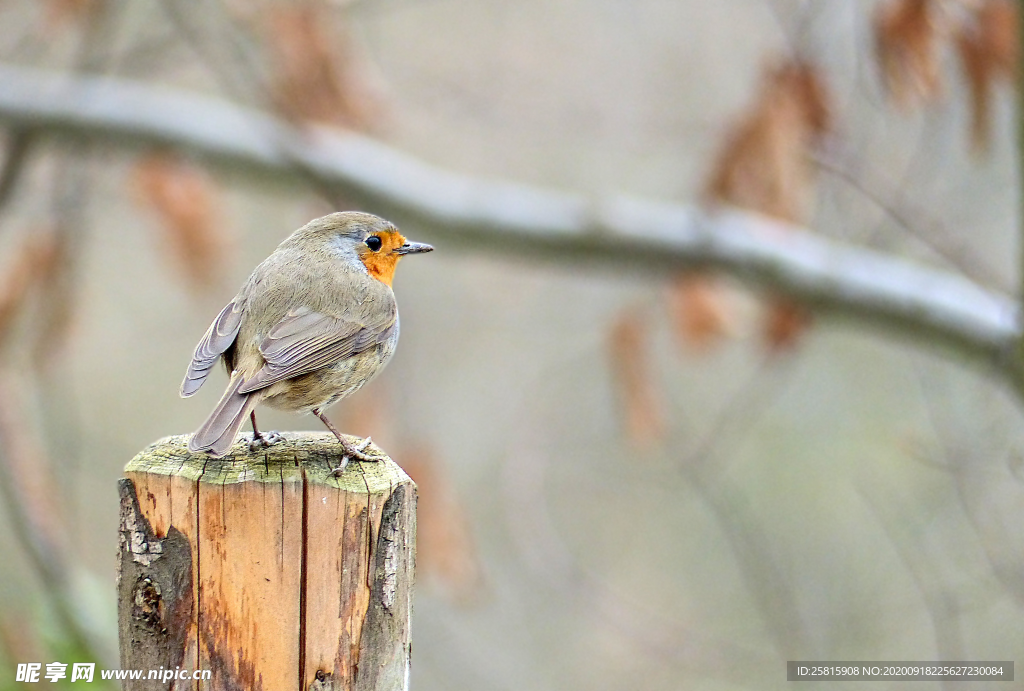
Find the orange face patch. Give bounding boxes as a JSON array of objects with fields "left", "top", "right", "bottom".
[{"left": 358, "top": 229, "right": 407, "bottom": 286}]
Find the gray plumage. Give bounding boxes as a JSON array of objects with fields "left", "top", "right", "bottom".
[{"left": 181, "top": 212, "right": 428, "bottom": 457}]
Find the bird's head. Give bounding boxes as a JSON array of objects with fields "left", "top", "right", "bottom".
[{"left": 293, "top": 211, "right": 434, "bottom": 286}]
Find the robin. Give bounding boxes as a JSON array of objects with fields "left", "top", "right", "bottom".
[{"left": 180, "top": 211, "right": 432, "bottom": 467}]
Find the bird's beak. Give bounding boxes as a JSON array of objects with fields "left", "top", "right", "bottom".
[{"left": 394, "top": 241, "right": 434, "bottom": 255}]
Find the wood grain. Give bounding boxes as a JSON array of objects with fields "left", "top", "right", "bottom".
[{"left": 119, "top": 433, "right": 415, "bottom": 691}]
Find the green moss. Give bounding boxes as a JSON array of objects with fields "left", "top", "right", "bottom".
[{"left": 124, "top": 432, "right": 410, "bottom": 494}]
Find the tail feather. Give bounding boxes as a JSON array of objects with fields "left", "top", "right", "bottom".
[{"left": 188, "top": 372, "right": 258, "bottom": 456}]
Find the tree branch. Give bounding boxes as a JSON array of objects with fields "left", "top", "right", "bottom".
[
  {"left": 0, "top": 128, "right": 33, "bottom": 212},
  {"left": 0, "top": 63, "right": 1019, "bottom": 385}
]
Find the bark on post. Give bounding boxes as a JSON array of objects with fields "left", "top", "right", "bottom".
[{"left": 117, "top": 432, "right": 416, "bottom": 691}]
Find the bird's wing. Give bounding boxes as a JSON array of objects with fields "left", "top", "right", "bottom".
[
  {"left": 180, "top": 300, "right": 243, "bottom": 397},
  {"left": 237, "top": 305, "right": 397, "bottom": 394}
]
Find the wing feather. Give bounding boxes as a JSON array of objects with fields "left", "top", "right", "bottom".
[
  {"left": 180, "top": 300, "right": 243, "bottom": 397},
  {"left": 237, "top": 305, "right": 396, "bottom": 395}
]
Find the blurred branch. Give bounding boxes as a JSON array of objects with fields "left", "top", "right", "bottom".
[
  {"left": 913, "top": 367, "right": 1024, "bottom": 609},
  {"left": 679, "top": 357, "right": 796, "bottom": 478},
  {"left": 688, "top": 471, "right": 812, "bottom": 660},
  {"left": 500, "top": 446, "right": 775, "bottom": 683},
  {"left": 676, "top": 358, "right": 811, "bottom": 660},
  {"left": 815, "top": 148, "right": 1012, "bottom": 294},
  {"left": 160, "top": 0, "right": 270, "bottom": 109},
  {"left": 0, "top": 371, "right": 112, "bottom": 664},
  {"left": 0, "top": 129, "right": 33, "bottom": 213},
  {"left": 0, "top": 64, "right": 1019, "bottom": 388},
  {"left": 857, "top": 486, "right": 967, "bottom": 691}
]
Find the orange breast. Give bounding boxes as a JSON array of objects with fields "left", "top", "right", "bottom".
[{"left": 358, "top": 230, "right": 406, "bottom": 286}]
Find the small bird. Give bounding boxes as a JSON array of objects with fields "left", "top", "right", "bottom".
[{"left": 181, "top": 211, "right": 432, "bottom": 464}]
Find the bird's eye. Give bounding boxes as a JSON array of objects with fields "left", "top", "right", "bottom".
[{"left": 365, "top": 236, "right": 383, "bottom": 252}]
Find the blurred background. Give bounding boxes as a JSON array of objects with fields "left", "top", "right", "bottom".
[{"left": 0, "top": 0, "right": 1022, "bottom": 688}]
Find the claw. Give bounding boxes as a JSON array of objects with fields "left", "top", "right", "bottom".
[
  {"left": 340, "top": 437, "right": 376, "bottom": 462},
  {"left": 248, "top": 430, "right": 283, "bottom": 452},
  {"left": 330, "top": 456, "right": 350, "bottom": 477},
  {"left": 329, "top": 437, "right": 375, "bottom": 476}
]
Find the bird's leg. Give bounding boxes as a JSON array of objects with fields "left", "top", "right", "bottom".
[
  {"left": 248, "top": 410, "right": 283, "bottom": 452},
  {"left": 314, "top": 409, "right": 376, "bottom": 475}
]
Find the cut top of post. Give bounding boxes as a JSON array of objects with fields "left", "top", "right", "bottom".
[{"left": 125, "top": 432, "right": 410, "bottom": 493}]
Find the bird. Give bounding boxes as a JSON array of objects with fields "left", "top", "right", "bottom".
[{"left": 180, "top": 211, "right": 432, "bottom": 467}]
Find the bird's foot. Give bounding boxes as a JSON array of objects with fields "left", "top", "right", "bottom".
[
  {"left": 329, "top": 437, "right": 375, "bottom": 476},
  {"left": 249, "top": 430, "right": 284, "bottom": 452},
  {"left": 344, "top": 436, "right": 375, "bottom": 460}
]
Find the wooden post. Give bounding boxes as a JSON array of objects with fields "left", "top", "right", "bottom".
[{"left": 117, "top": 432, "right": 416, "bottom": 691}]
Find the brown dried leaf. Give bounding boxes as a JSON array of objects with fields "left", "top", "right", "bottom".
[
  {"left": 704, "top": 59, "right": 833, "bottom": 224},
  {"left": 41, "top": 0, "right": 100, "bottom": 28},
  {"left": 265, "top": 4, "right": 382, "bottom": 130},
  {"left": 955, "top": 0, "right": 1019, "bottom": 153},
  {"left": 29, "top": 230, "right": 78, "bottom": 368},
  {"left": 666, "top": 273, "right": 739, "bottom": 351},
  {"left": 977, "top": 0, "right": 1020, "bottom": 76},
  {"left": 132, "top": 152, "right": 229, "bottom": 291},
  {"left": 608, "top": 310, "right": 665, "bottom": 441},
  {"left": 789, "top": 61, "right": 833, "bottom": 139},
  {"left": 874, "top": 0, "right": 943, "bottom": 109},
  {"left": 400, "top": 447, "right": 483, "bottom": 602},
  {"left": 763, "top": 298, "right": 812, "bottom": 353},
  {"left": 0, "top": 232, "right": 61, "bottom": 345},
  {"left": 0, "top": 371, "right": 68, "bottom": 560}
]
